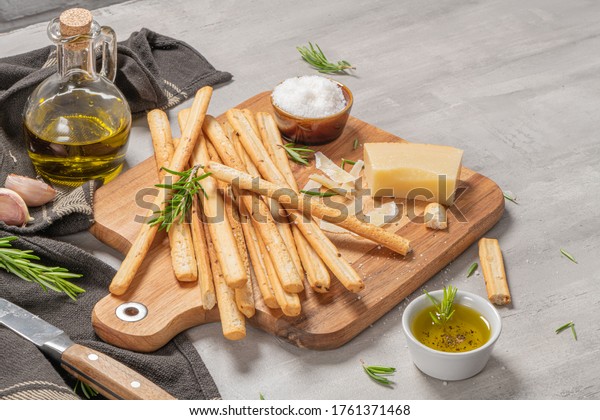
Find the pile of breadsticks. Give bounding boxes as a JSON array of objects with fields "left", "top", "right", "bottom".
[{"left": 108, "top": 87, "right": 411, "bottom": 340}]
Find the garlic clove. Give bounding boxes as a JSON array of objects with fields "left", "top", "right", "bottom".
[
  {"left": 0, "top": 188, "right": 32, "bottom": 227},
  {"left": 4, "top": 174, "right": 57, "bottom": 206}
]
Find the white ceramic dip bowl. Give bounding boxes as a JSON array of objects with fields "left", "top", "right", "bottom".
[{"left": 402, "top": 290, "right": 502, "bottom": 381}]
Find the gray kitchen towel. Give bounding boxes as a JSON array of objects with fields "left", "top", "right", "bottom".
[
  {"left": 0, "top": 28, "right": 230, "bottom": 399},
  {"left": 0, "top": 232, "right": 221, "bottom": 400},
  {"left": 0, "top": 28, "right": 232, "bottom": 235}
]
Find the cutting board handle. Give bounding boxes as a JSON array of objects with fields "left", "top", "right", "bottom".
[{"left": 92, "top": 276, "right": 220, "bottom": 352}]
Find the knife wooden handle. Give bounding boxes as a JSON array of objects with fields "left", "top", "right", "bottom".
[{"left": 61, "top": 344, "right": 176, "bottom": 400}]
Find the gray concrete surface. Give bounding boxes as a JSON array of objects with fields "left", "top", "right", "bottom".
[
  {"left": 2, "top": 0, "right": 598, "bottom": 399},
  {"left": 0, "top": 0, "right": 127, "bottom": 32}
]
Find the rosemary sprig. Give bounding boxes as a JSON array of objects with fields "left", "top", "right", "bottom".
[
  {"left": 0, "top": 236, "right": 84, "bottom": 300},
  {"left": 362, "top": 363, "right": 396, "bottom": 386},
  {"left": 466, "top": 262, "right": 478, "bottom": 277},
  {"left": 74, "top": 380, "right": 99, "bottom": 399},
  {"left": 560, "top": 248, "right": 577, "bottom": 264},
  {"left": 148, "top": 165, "right": 210, "bottom": 231},
  {"left": 555, "top": 321, "right": 577, "bottom": 341},
  {"left": 423, "top": 285, "right": 458, "bottom": 326},
  {"left": 340, "top": 158, "right": 356, "bottom": 170},
  {"left": 503, "top": 191, "right": 518, "bottom": 204},
  {"left": 353, "top": 138, "right": 360, "bottom": 150},
  {"left": 300, "top": 189, "right": 337, "bottom": 197},
  {"left": 279, "top": 143, "right": 315, "bottom": 166},
  {"left": 296, "top": 42, "right": 354, "bottom": 74}
]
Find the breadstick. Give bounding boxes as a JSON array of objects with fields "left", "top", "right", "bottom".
[
  {"left": 147, "top": 110, "right": 197, "bottom": 282},
  {"left": 204, "top": 218, "right": 246, "bottom": 340},
  {"left": 178, "top": 109, "right": 247, "bottom": 289},
  {"left": 208, "top": 142, "right": 255, "bottom": 318},
  {"left": 256, "top": 111, "right": 331, "bottom": 292},
  {"left": 206, "top": 162, "right": 412, "bottom": 257},
  {"left": 202, "top": 115, "right": 304, "bottom": 293},
  {"left": 239, "top": 212, "right": 278, "bottom": 308},
  {"left": 109, "top": 87, "right": 212, "bottom": 295},
  {"left": 256, "top": 112, "right": 297, "bottom": 190},
  {"left": 478, "top": 238, "right": 511, "bottom": 305},
  {"left": 191, "top": 197, "right": 216, "bottom": 309},
  {"left": 255, "top": 227, "right": 301, "bottom": 317},
  {"left": 242, "top": 108, "right": 261, "bottom": 140},
  {"left": 226, "top": 110, "right": 363, "bottom": 291},
  {"left": 172, "top": 129, "right": 215, "bottom": 304},
  {"left": 147, "top": 109, "right": 175, "bottom": 175}
]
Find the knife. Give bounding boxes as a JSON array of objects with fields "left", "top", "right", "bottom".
[{"left": 0, "top": 298, "right": 175, "bottom": 400}]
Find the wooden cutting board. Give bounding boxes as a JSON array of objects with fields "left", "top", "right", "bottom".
[{"left": 91, "top": 91, "right": 504, "bottom": 352}]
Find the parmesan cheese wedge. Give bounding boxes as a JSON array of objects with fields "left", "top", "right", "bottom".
[{"left": 364, "top": 143, "right": 463, "bottom": 205}]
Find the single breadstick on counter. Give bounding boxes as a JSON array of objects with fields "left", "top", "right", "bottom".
[
  {"left": 191, "top": 197, "right": 216, "bottom": 309},
  {"left": 178, "top": 109, "right": 247, "bottom": 289},
  {"left": 147, "top": 110, "right": 197, "bottom": 282},
  {"left": 109, "top": 87, "right": 212, "bottom": 296},
  {"left": 424, "top": 203, "right": 448, "bottom": 230},
  {"left": 478, "top": 238, "right": 511, "bottom": 305},
  {"left": 256, "top": 111, "right": 331, "bottom": 292},
  {"left": 206, "top": 161, "right": 412, "bottom": 257},
  {"left": 204, "top": 218, "right": 246, "bottom": 340},
  {"left": 202, "top": 115, "right": 304, "bottom": 293}
]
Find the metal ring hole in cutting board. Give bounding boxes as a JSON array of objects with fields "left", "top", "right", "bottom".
[{"left": 115, "top": 302, "right": 148, "bottom": 322}]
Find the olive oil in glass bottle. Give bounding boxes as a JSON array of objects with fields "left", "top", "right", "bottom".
[{"left": 23, "top": 8, "right": 131, "bottom": 186}]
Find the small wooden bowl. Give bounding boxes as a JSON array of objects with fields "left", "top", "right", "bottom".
[{"left": 270, "top": 81, "right": 353, "bottom": 146}]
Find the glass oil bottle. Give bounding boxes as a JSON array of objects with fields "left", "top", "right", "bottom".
[{"left": 23, "top": 8, "right": 131, "bottom": 186}]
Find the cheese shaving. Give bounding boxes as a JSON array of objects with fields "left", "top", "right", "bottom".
[
  {"left": 302, "top": 179, "right": 322, "bottom": 193},
  {"left": 342, "top": 159, "right": 364, "bottom": 192},
  {"left": 315, "top": 152, "right": 357, "bottom": 184}
]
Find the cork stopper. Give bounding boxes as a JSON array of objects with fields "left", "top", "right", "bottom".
[{"left": 59, "top": 8, "right": 92, "bottom": 37}]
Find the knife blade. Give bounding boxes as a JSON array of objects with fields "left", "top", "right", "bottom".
[{"left": 0, "top": 298, "right": 175, "bottom": 400}]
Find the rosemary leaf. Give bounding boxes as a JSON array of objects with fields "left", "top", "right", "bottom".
[
  {"left": 297, "top": 42, "right": 354, "bottom": 74},
  {"left": 466, "top": 262, "right": 478, "bottom": 277},
  {"left": 340, "top": 158, "right": 357, "bottom": 170},
  {"left": 423, "top": 286, "right": 458, "bottom": 326},
  {"left": 555, "top": 321, "right": 577, "bottom": 341},
  {"left": 149, "top": 165, "right": 210, "bottom": 231},
  {"left": 74, "top": 380, "right": 99, "bottom": 399},
  {"left": 362, "top": 364, "right": 396, "bottom": 386},
  {"left": 0, "top": 236, "right": 84, "bottom": 300},
  {"left": 300, "top": 189, "right": 337, "bottom": 197},
  {"left": 259, "top": 393, "right": 266, "bottom": 400},
  {"left": 353, "top": 138, "right": 360, "bottom": 150},
  {"left": 280, "top": 143, "right": 315, "bottom": 166},
  {"left": 503, "top": 191, "right": 518, "bottom": 204},
  {"left": 560, "top": 248, "right": 577, "bottom": 264}
]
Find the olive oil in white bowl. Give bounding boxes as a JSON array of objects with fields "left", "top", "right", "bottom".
[{"left": 402, "top": 290, "right": 502, "bottom": 381}]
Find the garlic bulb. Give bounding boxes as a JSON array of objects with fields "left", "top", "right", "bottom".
[
  {"left": 0, "top": 188, "right": 32, "bottom": 226},
  {"left": 4, "top": 174, "right": 57, "bottom": 206}
]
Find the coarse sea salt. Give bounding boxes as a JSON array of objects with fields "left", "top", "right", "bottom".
[{"left": 272, "top": 75, "right": 346, "bottom": 118}]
